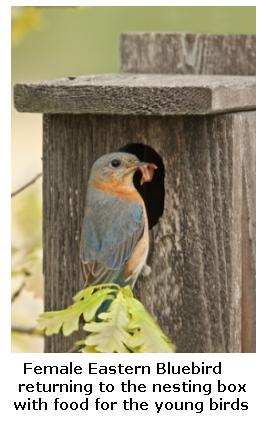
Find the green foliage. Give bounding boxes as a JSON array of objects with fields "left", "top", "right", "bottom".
[
  {"left": 126, "top": 296, "right": 175, "bottom": 353},
  {"left": 12, "top": 185, "right": 44, "bottom": 352},
  {"left": 38, "top": 284, "right": 117, "bottom": 336},
  {"left": 83, "top": 290, "right": 131, "bottom": 353},
  {"left": 12, "top": 7, "right": 42, "bottom": 46},
  {"left": 38, "top": 284, "right": 175, "bottom": 353}
]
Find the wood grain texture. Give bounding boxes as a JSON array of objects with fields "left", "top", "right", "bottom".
[
  {"left": 120, "top": 33, "right": 256, "bottom": 75},
  {"left": 38, "top": 32, "right": 256, "bottom": 353},
  {"left": 240, "top": 113, "right": 256, "bottom": 352},
  {"left": 43, "top": 112, "right": 255, "bottom": 352},
  {"left": 43, "top": 114, "right": 94, "bottom": 352},
  {"left": 14, "top": 74, "right": 255, "bottom": 115}
]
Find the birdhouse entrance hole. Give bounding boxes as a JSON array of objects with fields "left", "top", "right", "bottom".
[{"left": 119, "top": 143, "right": 165, "bottom": 229}]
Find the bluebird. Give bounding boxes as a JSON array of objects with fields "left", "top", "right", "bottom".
[{"left": 80, "top": 152, "right": 157, "bottom": 289}]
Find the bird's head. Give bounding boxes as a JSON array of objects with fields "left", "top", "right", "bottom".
[{"left": 89, "top": 152, "right": 157, "bottom": 188}]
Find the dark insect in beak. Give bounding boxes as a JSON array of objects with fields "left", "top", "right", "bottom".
[{"left": 137, "top": 162, "right": 158, "bottom": 185}]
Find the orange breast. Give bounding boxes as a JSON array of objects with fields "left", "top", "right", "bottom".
[
  {"left": 94, "top": 177, "right": 149, "bottom": 283},
  {"left": 94, "top": 179, "right": 143, "bottom": 203}
]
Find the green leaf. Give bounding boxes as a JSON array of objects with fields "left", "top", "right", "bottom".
[
  {"left": 73, "top": 283, "right": 118, "bottom": 302},
  {"left": 121, "top": 285, "right": 134, "bottom": 299},
  {"left": 83, "top": 291, "right": 131, "bottom": 353},
  {"left": 37, "top": 286, "right": 115, "bottom": 336},
  {"left": 38, "top": 283, "right": 175, "bottom": 353},
  {"left": 80, "top": 345, "right": 100, "bottom": 353},
  {"left": 125, "top": 295, "right": 175, "bottom": 353},
  {"left": 75, "top": 339, "right": 100, "bottom": 353},
  {"left": 37, "top": 311, "right": 65, "bottom": 336}
]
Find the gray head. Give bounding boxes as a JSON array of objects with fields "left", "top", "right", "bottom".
[{"left": 89, "top": 152, "right": 157, "bottom": 186}]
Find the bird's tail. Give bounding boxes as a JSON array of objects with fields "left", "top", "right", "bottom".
[{"left": 94, "top": 272, "right": 136, "bottom": 319}]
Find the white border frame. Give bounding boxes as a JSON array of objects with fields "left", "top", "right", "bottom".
[{"left": 1, "top": 1, "right": 264, "bottom": 419}]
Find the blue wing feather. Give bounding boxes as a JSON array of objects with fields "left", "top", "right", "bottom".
[{"left": 80, "top": 188, "right": 144, "bottom": 285}]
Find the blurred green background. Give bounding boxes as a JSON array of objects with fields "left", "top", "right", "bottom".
[
  {"left": 12, "top": 6, "right": 256, "bottom": 82},
  {"left": 11, "top": 6, "right": 256, "bottom": 352}
]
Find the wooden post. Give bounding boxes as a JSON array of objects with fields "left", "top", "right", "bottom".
[
  {"left": 14, "top": 33, "right": 256, "bottom": 353},
  {"left": 120, "top": 32, "right": 256, "bottom": 75}
]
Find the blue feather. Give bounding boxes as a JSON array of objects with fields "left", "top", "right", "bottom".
[{"left": 80, "top": 187, "right": 144, "bottom": 286}]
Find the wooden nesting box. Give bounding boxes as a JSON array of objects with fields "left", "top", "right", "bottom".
[{"left": 14, "top": 32, "right": 256, "bottom": 353}]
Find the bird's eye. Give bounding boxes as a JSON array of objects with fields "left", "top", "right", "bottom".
[{"left": 110, "top": 159, "right": 121, "bottom": 168}]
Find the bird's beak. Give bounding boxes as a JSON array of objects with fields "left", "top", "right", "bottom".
[{"left": 137, "top": 162, "right": 158, "bottom": 185}]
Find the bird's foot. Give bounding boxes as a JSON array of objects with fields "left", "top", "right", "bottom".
[{"left": 142, "top": 264, "right": 151, "bottom": 277}]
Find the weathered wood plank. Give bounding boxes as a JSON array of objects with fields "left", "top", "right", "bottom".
[
  {"left": 14, "top": 74, "right": 255, "bottom": 115},
  {"left": 239, "top": 113, "right": 256, "bottom": 352},
  {"left": 37, "top": 32, "right": 256, "bottom": 353},
  {"left": 42, "top": 114, "right": 94, "bottom": 352},
  {"left": 43, "top": 112, "right": 255, "bottom": 352},
  {"left": 121, "top": 33, "right": 256, "bottom": 75}
]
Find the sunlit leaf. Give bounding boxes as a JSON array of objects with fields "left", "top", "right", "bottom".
[
  {"left": 83, "top": 291, "right": 131, "bottom": 353},
  {"left": 80, "top": 346, "right": 99, "bottom": 353},
  {"left": 73, "top": 283, "right": 119, "bottom": 302},
  {"left": 37, "top": 286, "right": 114, "bottom": 336},
  {"left": 126, "top": 296, "right": 175, "bottom": 353},
  {"left": 38, "top": 283, "right": 175, "bottom": 353}
]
